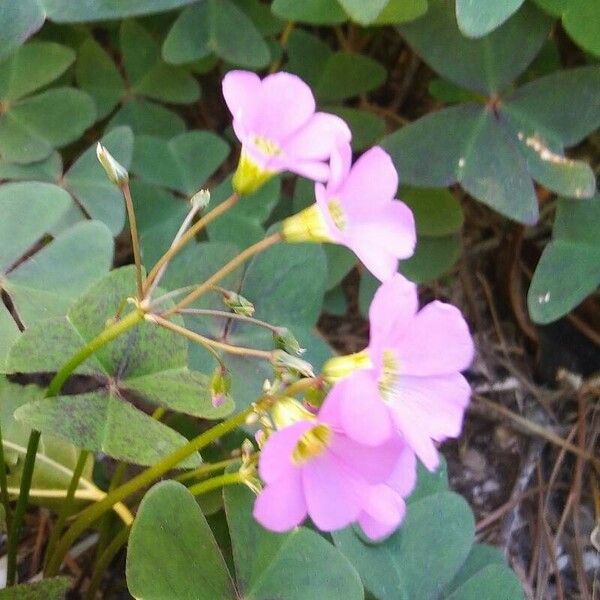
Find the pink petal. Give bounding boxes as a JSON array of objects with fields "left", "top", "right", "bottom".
[
  {"left": 348, "top": 238, "right": 400, "bottom": 283},
  {"left": 326, "top": 140, "right": 353, "bottom": 192},
  {"left": 332, "top": 371, "right": 393, "bottom": 446},
  {"left": 284, "top": 158, "right": 331, "bottom": 182},
  {"left": 222, "top": 70, "right": 261, "bottom": 133},
  {"left": 387, "top": 443, "right": 417, "bottom": 497},
  {"left": 394, "top": 301, "right": 474, "bottom": 376},
  {"left": 330, "top": 432, "right": 404, "bottom": 485},
  {"left": 253, "top": 473, "right": 307, "bottom": 532},
  {"left": 251, "top": 72, "right": 316, "bottom": 140},
  {"left": 339, "top": 147, "right": 399, "bottom": 216},
  {"left": 283, "top": 113, "right": 351, "bottom": 161},
  {"left": 357, "top": 484, "right": 406, "bottom": 541},
  {"left": 389, "top": 373, "right": 472, "bottom": 470},
  {"left": 368, "top": 274, "right": 419, "bottom": 360},
  {"left": 302, "top": 453, "right": 365, "bottom": 531},
  {"left": 258, "top": 421, "right": 313, "bottom": 484}
]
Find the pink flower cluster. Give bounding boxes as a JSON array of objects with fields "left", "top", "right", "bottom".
[
  {"left": 223, "top": 70, "right": 416, "bottom": 282},
  {"left": 223, "top": 71, "right": 474, "bottom": 540}
]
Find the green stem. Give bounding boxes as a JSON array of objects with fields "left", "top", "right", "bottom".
[
  {"left": 45, "top": 403, "right": 257, "bottom": 576},
  {"left": 86, "top": 524, "right": 131, "bottom": 600},
  {"left": 174, "top": 458, "right": 240, "bottom": 484},
  {"left": 187, "top": 472, "right": 243, "bottom": 496},
  {"left": 43, "top": 450, "right": 90, "bottom": 568},
  {"left": 8, "top": 308, "right": 144, "bottom": 585},
  {"left": 6, "top": 430, "right": 39, "bottom": 585},
  {"left": 178, "top": 308, "right": 280, "bottom": 334},
  {"left": 0, "top": 424, "right": 13, "bottom": 533}
]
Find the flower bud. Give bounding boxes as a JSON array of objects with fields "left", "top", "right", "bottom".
[
  {"left": 222, "top": 290, "right": 255, "bottom": 317},
  {"left": 273, "top": 327, "right": 305, "bottom": 356},
  {"left": 209, "top": 366, "right": 231, "bottom": 408},
  {"left": 96, "top": 143, "right": 128, "bottom": 186},
  {"left": 304, "top": 383, "right": 328, "bottom": 410},
  {"left": 190, "top": 189, "right": 210, "bottom": 210},
  {"left": 271, "top": 397, "right": 315, "bottom": 429},
  {"left": 271, "top": 350, "right": 315, "bottom": 378},
  {"left": 321, "top": 350, "right": 372, "bottom": 383}
]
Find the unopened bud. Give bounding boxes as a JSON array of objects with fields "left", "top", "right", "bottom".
[
  {"left": 191, "top": 189, "right": 210, "bottom": 210},
  {"left": 271, "top": 397, "right": 315, "bottom": 429},
  {"left": 96, "top": 143, "right": 128, "bottom": 186},
  {"left": 222, "top": 290, "right": 255, "bottom": 317},
  {"left": 273, "top": 327, "right": 305, "bottom": 356},
  {"left": 304, "top": 381, "right": 328, "bottom": 410},
  {"left": 209, "top": 366, "right": 231, "bottom": 408},
  {"left": 271, "top": 350, "right": 315, "bottom": 378},
  {"left": 321, "top": 350, "right": 372, "bottom": 383}
]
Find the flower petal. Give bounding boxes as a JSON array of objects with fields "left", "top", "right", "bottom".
[
  {"left": 387, "top": 442, "right": 417, "bottom": 497},
  {"left": 339, "top": 147, "right": 398, "bottom": 216},
  {"left": 368, "top": 274, "right": 419, "bottom": 359},
  {"left": 349, "top": 239, "right": 400, "bottom": 283},
  {"left": 284, "top": 112, "right": 351, "bottom": 162},
  {"left": 258, "top": 420, "right": 313, "bottom": 484},
  {"left": 394, "top": 301, "right": 474, "bottom": 376},
  {"left": 252, "top": 72, "right": 316, "bottom": 140},
  {"left": 303, "top": 453, "right": 365, "bottom": 531},
  {"left": 222, "top": 70, "right": 261, "bottom": 129},
  {"left": 330, "top": 371, "right": 393, "bottom": 446},
  {"left": 253, "top": 472, "right": 307, "bottom": 532},
  {"left": 357, "top": 484, "right": 406, "bottom": 541}
]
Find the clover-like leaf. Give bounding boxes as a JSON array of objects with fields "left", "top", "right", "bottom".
[
  {"left": 337, "top": 0, "right": 388, "bottom": 24},
  {"left": 0, "top": 1, "right": 45, "bottom": 61},
  {"left": 0, "top": 577, "right": 70, "bottom": 600},
  {"left": 163, "top": 0, "right": 270, "bottom": 68},
  {"left": 108, "top": 99, "right": 186, "bottom": 138},
  {"left": 0, "top": 182, "right": 113, "bottom": 367},
  {"left": 399, "top": 0, "right": 552, "bottom": 95},
  {"left": 0, "top": 42, "right": 96, "bottom": 164},
  {"left": 6, "top": 266, "right": 231, "bottom": 465},
  {"left": 131, "top": 131, "right": 229, "bottom": 195},
  {"left": 121, "top": 20, "right": 200, "bottom": 104},
  {"left": 533, "top": 0, "right": 600, "bottom": 57},
  {"left": 528, "top": 193, "right": 600, "bottom": 324},
  {"left": 455, "top": 0, "right": 525, "bottom": 38}
]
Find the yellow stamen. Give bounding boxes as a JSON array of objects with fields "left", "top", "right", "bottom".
[
  {"left": 378, "top": 350, "right": 399, "bottom": 402},
  {"left": 272, "top": 397, "right": 316, "bottom": 430},
  {"left": 292, "top": 424, "right": 331, "bottom": 465},
  {"left": 327, "top": 199, "right": 347, "bottom": 231},
  {"left": 253, "top": 135, "right": 282, "bottom": 157}
]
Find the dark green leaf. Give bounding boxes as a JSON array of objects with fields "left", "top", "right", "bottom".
[
  {"left": 0, "top": 42, "right": 74, "bottom": 102},
  {"left": 163, "top": 0, "right": 270, "bottom": 68},
  {"left": 0, "top": 1, "right": 45, "bottom": 61},
  {"left": 399, "top": 0, "right": 552, "bottom": 95},
  {"left": 327, "top": 107, "right": 386, "bottom": 151},
  {"left": 14, "top": 392, "right": 202, "bottom": 468},
  {"left": 0, "top": 88, "right": 96, "bottom": 164},
  {"left": 400, "top": 187, "right": 464, "bottom": 236},
  {"left": 121, "top": 20, "right": 200, "bottom": 104},
  {"left": 375, "top": 0, "right": 428, "bottom": 24},
  {"left": 333, "top": 491, "right": 474, "bottom": 600},
  {"left": 224, "top": 484, "right": 364, "bottom": 599},
  {"left": 108, "top": 98, "right": 186, "bottom": 138},
  {"left": 132, "top": 131, "right": 230, "bottom": 195},
  {"left": 337, "top": 0, "right": 387, "bottom": 24},
  {"left": 75, "top": 38, "right": 125, "bottom": 119},
  {"left": 127, "top": 481, "right": 236, "bottom": 600},
  {"left": 271, "top": 0, "right": 347, "bottom": 24}
]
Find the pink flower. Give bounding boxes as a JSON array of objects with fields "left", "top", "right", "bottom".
[
  {"left": 253, "top": 378, "right": 413, "bottom": 536},
  {"left": 223, "top": 70, "right": 351, "bottom": 194},
  {"left": 332, "top": 274, "right": 474, "bottom": 471},
  {"left": 282, "top": 143, "right": 416, "bottom": 282}
]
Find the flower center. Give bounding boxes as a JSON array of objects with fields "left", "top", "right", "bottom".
[
  {"left": 378, "top": 350, "right": 399, "bottom": 402},
  {"left": 292, "top": 424, "right": 331, "bottom": 465},
  {"left": 253, "top": 135, "right": 282, "bottom": 157},
  {"left": 327, "top": 199, "right": 347, "bottom": 231}
]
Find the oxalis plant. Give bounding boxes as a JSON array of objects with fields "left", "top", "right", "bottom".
[{"left": 1, "top": 71, "right": 524, "bottom": 600}]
